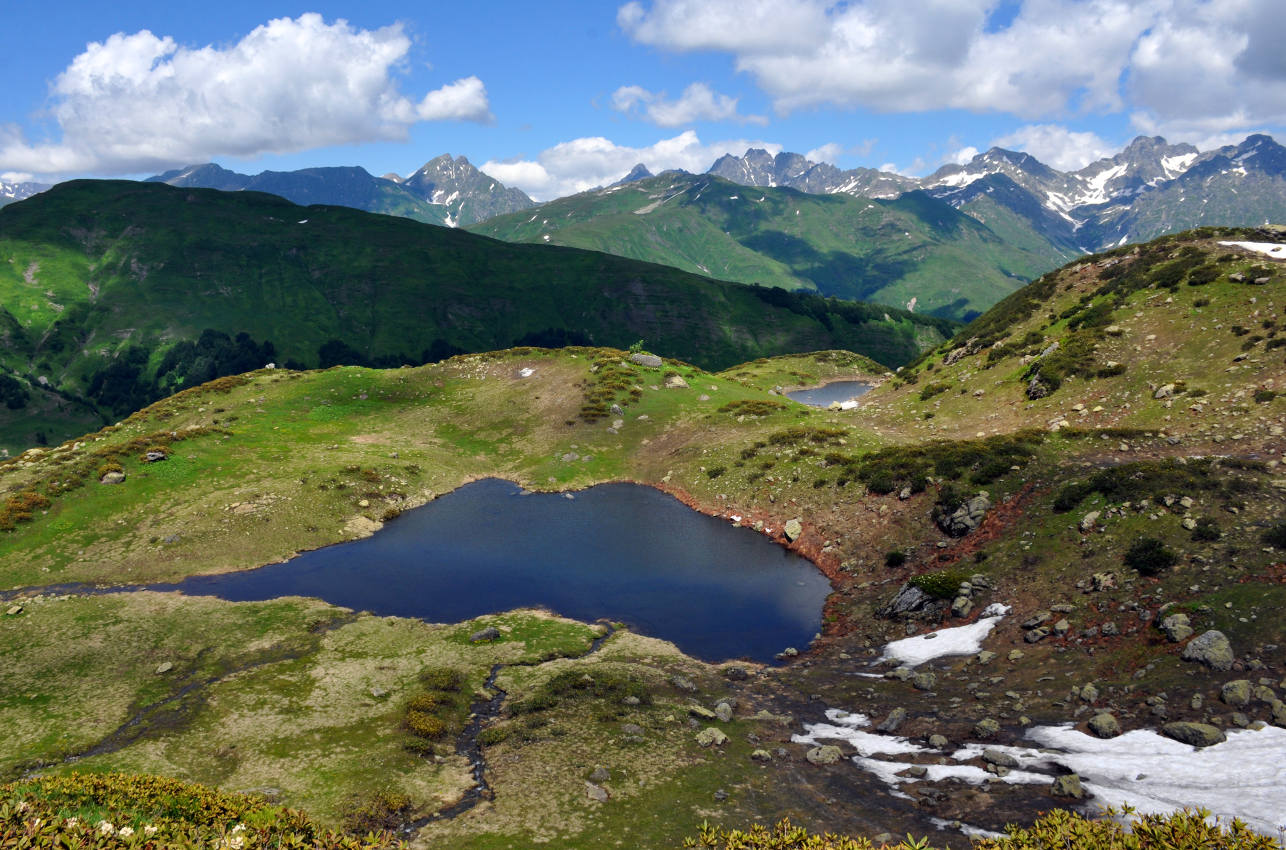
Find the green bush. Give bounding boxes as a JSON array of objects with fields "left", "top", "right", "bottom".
[
  {"left": 1191, "top": 516, "right": 1221, "bottom": 542},
  {"left": 405, "top": 711, "right": 447, "bottom": 739},
  {"left": 706, "top": 466, "right": 726, "bottom": 479},
  {"left": 884, "top": 550, "right": 907, "bottom": 568},
  {"left": 918, "top": 381, "right": 950, "bottom": 401},
  {"left": 1124, "top": 537, "right": 1178, "bottom": 575},
  {"left": 1263, "top": 522, "right": 1286, "bottom": 548},
  {"left": 419, "top": 667, "right": 464, "bottom": 691},
  {"left": 909, "top": 568, "right": 968, "bottom": 599},
  {"left": 1252, "top": 389, "right": 1276, "bottom": 403}
]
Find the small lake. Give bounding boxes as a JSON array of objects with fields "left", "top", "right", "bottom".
[
  {"left": 786, "top": 380, "right": 872, "bottom": 408},
  {"left": 162, "top": 479, "right": 831, "bottom": 663}
]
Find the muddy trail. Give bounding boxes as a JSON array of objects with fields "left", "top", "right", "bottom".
[{"left": 407, "top": 621, "right": 618, "bottom": 829}]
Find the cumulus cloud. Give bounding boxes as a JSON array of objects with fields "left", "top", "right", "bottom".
[
  {"left": 618, "top": 0, "right": 1286, "bottom": 138},
  {"left": 805, "top": 142, "right": 845, "bottom": 164},
  {"left": 611, "top": 82, "right": 766, "bottom": 126},
  {"left": 992, "top": 124, "right": 1115, "bottom": 170},
  {"left": 946, "top": 146, "right": 979, "bottom": 166},
  {"left": 0, "top": 14, "right": 491, "bottom": 179},
  {"left": 480, "top": 130, "right": 780, "bottom": 200}
]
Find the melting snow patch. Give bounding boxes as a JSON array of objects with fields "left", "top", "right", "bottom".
[
  {"left": 297, "top": 219, "right": 309, "bottom": 224},
  {"left": 879, "top": 603, "right": 1009, "bottom": 666},
  {"left": 518, "top": 368, "right": 534, "bottom": 378},
  {"left": 1218, "top": 240, "right": 1286, "bottom": 259},
  {"left": 791, "top": 709, "right": 928, "bottom": 756}
]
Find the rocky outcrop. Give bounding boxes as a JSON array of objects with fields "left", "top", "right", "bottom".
[
  {"left": 1162, "top": 722, "right": 1226, "bottom": 747},
  {"left": 629, "top": 353, "right": 662, "bottom": 368},
  {"left": 934, "top": 493, "right": 991, "bottom": 536},
  {"left": 1181, "top": 630, "right": 1235, "bottom": 671}
]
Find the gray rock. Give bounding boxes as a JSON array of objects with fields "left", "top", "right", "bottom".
[
  {"left": 974, "top": 718, "right": 1000, "bottom": 739},
  {"left": 696, "top": 727, "right": 729, "bottom": 747},
  {"left": 935, "top": 493, "right": 992, "bottom": 537},
  {"left": 154, "top": 661, "right": 173, "bottom": 674},
  {"left": 952, "top": 596, "right": 974, "bottom": 618},
  {"left": 1162, "top": 721, "right": 1226, "bottom": 747},
  {"left": 1080, "top": 511, "right": 1101, "bottom": 532},
  {"left": 629, "top": 353, "right": 663, "bottom": 368},
  {"left": 100, "top": 471, "right": 126, "bottom": 485},
  {"left": 1271, "top": 700, "right": 1286, "bottom": 727},
  {"left": 142, "top": 450, "right": 167, "bottom": 463},
  {"left": 1053, "top": 618, "right": 1071, "bottom": 636},
  {"left": 1024, "top": 628, "right": 1049, "bottom": 643},
  {"left": 688, "top": 705, "right": 717, "bottom": 720},
  {"left": 669, "top": 675, "right": 697, "bottom": 692},
  {"left": 976, "top": 650, "right": 997, "bottom": 665},
  {"left": 1220, "top": 680, "right": 1252, "bottom": 707},
  {"left": 585, "top": 782, "right": 609, "bottom": 802},
  {"left": 1101, "top": 622, "right": 1120, "bottom": 637},
  {"left": 982, "top": 748, "right": 1018, "bottom": 768},
  {"left": 713, "top": 789, "right": 728, "bottom": 802},
  {"left": 750, "top": 749, "right": 773, "bottom": 761},
  {"left": 621, "top": 723, "right": 645, "bottom": 736},
  {"left": 1087, "top": 713, "right": 1121, "bottom": 738},
  {"left": 784, "top": 518, "right": 803, "bottom": 542},
  {"left": 664, "top": 374, "right": 688, "bottom": 389},
  {"left": 1051, "top": 774, "right": 1085, "bottom": 799},
  {"left": 1080, "top": 683, "right": 1100, "bottom": 703},
  {"left": 898, "top": 486, "right": 912, "bottom": 500},
  {"left": 805, "top": 745, "right": 844, "bottom": 765},
  {"left": 1181, "top": 630, "right": 1235, "bottom": 671},
  {"left": 715, "top": 702, "right": 734, "bottom": 723},
  {"left": 928, "top": 734, "right": 949, "bottom": 749},
  {"left": 1160, "top": 613, "right": 1193, "bottom": 643},
  {"left": 589, "top": 767, "right": 611, "bottom": 783},
  {"left": 1022, "top": 611, "right": 1052, "bottom": 630},
  {"left": 5, "top": 605, "right": 22, "bottom": 616},
  {"left": 912, "top": 671, "right": 937, "bottom": 691},
  {"left": 879, "top": 583, "right": 934, "bottom": 617},
  {"left": 877, "top": 708, "right": 907, "bottom": 733},
  {"left": 1154, "top": 383, "right": 1176, "bottom": 399},
  {"left": 903, "top": 765, "right": 928, "bottom": 778},
  {"left": 469, "top": 626, "right": 501, "bottom": 643}
]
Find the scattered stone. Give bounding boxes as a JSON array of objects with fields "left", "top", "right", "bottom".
[
  {"left": 5, "top": 605, "right": 22, "bottom": 616},
  {"left": 155, "top": 661, "right": 173, "bottom": 674},
  {"left": 696, "top": 727, "right": 729, "bottom": 747},
  {"left": 784, "top": 518, "right": 803, "bottom": 542},
  {"left": 750, "top": 749, "right": 773, "bottom": 762},
  {"left": 689, "top": 705, "right": 717, "bottom": 720},
  {"left": 1182, "top": 630, "right": 1235, "bottom": 671},
  {"left": 877, "top": 708, "right": 907, "bottom": 733},
  {"left": 898, "top": 486, "right": 912, "bottom": 500},
  {"left": 935, "top": 493, "right": 992, "bottom": 537},
  {"left": 469, "top": 626, "right": 501, "bottom": 643},
  {"left": 1101, "top": 622, "right": 1120, "bottom": 637},
  {"left": 1161, "top": 613, "right": 1194, "bottom": 643},
  {"left": 1007, "top": 649, "right": 1025, "bottom": 662},
  {"left": 1053, "top": 618, "right": 1070, "bottom": 636},
  {"left": 629, "top": 353, "right": 663, "bottom": 368},
  {"left": 928, "top": 734, "right": 949, "bottom": 749},
  {"left": 1154, "top": 384, "right": 1176, "bottom": 399},
  {"left": 1080, "top": 683, "right": 1099, "bottom": 703},
  {"left": 1024, "top": 628, "right": 1049, "bottom": 643},
  {"left": 974, "top": 718, "right": 1000, "bottom": 739},
  {"left": 713, "top": 789, "right": 729, "bottom": 802},
  {"left": 952, "top": 596, "right": 974, "bottom": 618},
  {"left": 903, "top": 765, "right": 928, "bottom": 778},
  {"left": 1022, "top": 611, "right": 1052, "bottom": 630},
  {"left": 1088, "top": 713, "right": 1121, "bottom": 738},
  {"left": 589, "top": 767, "right": 611, "bottom": 783},
  {"left": 370, "top": 687, "right": 387, "bottom": 699},
  {"left": 621, "top": 723, "right": 645, "bottom": 737},
  {"left": 912, "top": 671, "right": 937, "bottom": 691},
  {"left": 586, "top": 782, "right": 609, "bottom": 802},
  {"left": 715, "top": 702, "right": 734, "bottom": 723},
  {"left": 1220, "top": 680, "right": 1252, "bottom": 708},
  {"left": 805, "top": 745, "right": 843, "bottom": 765},
  {"left": 1080, "top": 511, "right": 1101, "bottom": 532},
  {"left": 976, "top": 650, "right": 997, "bottom": 665},
  {"left": 141, "top": 450, "right": 167, "bottom": 463},
  {"left": 100, "top": 471, "right": 126, "bottom": 485},
  {"left": 1162, "top": 721, "right": 1226, "bottom": 747},
  {"left": 670, "top": 675, "right": 697, "bottom": 692},
  {"left": 982, "top": 749, "right": 1018, "bottom": 768},
  {"left": 664, "top": 374, "right": 689, "bottom": 389},
  {"left": 879, "top": 584, "right": 935, "bottom": 617},
  {"left": 1271, "top": 700, "right": 1286, "bottom": 727},
  {"left": 1051, "top": 774, "right": 1085, "bottom": 799}
]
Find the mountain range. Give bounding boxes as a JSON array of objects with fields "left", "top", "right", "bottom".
[{"left": 146, "top": 154, "right": 535, "bottom": 227}]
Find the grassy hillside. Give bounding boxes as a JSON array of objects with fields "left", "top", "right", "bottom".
[
  {"left": 1, "top": 227, "right": 1283, "bottom": 847},
  {"left": 0, "top": 180, "right": 953, "bottom": 453},
  {"left": 470, "top": 173, "right": 1074, "bottom": 319}
]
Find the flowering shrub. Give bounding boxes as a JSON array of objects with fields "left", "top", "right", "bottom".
[{"left": 0, "top": 773, "right": 403, "bottom": 849}]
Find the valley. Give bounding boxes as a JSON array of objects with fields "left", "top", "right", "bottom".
[{"left": 2, "top": 227, "right": 1284, "bottom": 848}]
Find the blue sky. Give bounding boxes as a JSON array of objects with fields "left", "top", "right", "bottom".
[{"left": 3, "top": 1, "right": 1284, "bottom": 200}]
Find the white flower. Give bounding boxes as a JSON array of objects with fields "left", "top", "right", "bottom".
[
  {"left": 15, "top": 801, "right": 30, "bottom": 813},
  {"left": 144, "top": 825, "right": 158, "bottom": 836},
  {"left": 65, "top": 817, "right": 79, "bottom": 827},
  {"left": 98, "top": 820, "right": 116, "bottom": 836},
  {"left": 118, "top": 826, "right": 135, "bottom": 838},
  {"left": 231, "top": 824, "right": 246, "bottom": 834}
]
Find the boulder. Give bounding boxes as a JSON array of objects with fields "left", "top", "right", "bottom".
[
  {"left": 1154, "top": 383, "right": 1176, "bottom": 399},
  {"left": 629, "top": 353, "right": 663, "bottom": 368},
  {"left": 1087, "top": 713, "right": 1121, "bottom": 738},
  {"left": 912, "top": 671, "right": 937, "bottom": 691},
  {"left": 664, "top": 374, "right": 689, "bottom": 389},
  {"left": 142, "top": 450, "right": 167, "bottom": 463},
  {"left": 5, "top": 605, "right": 22, "bottom": 616},
  {"left": 621, "top": 723, "right": 645, "bottom": 737},
  {"left": 935, "top": 493, "right": 992, "bottom": 537},
  {"left": 750, "top": 749, "right": 773, "bottom": 762},
  {"left": 469, "top": 626, "right": 501, "bottom": 643},
  {"left": 928, "top": 734, "right": 950, "bottom": 749},
  {"left": 688, "top": 705, "right": 717, "bottom": 720},
  {"left": 100, "top": 471, "right": 126, "bottom": 485},
  {"left": 589, "top": 767, "right": 611, "bottom": 783},
  {"left": 805, "top": 745, "right": 844, "bottom": 765},
  {"left": 974, "top": 718, "right": 1000, "bottom": 739},
  {"left": 585, "top": 782, "right": 609, "bottom": 803},
  {"left": 715, "top": 702, "right": 734, "bottom": 723},
  {"left": 1050, "top": 774, "right": 1085, "bottom": 799},
  {"left": 1220, "top": 680, "right": 1252, "bottom": 707},
  {"left": 784, "top": 518, "right": 803, "bottom": 542},
  {"left": 1160, "top": 613, "right": 1193, "bottom": 643},
  {"left": 1080, "top": 511, "right": 1101, "bottom": 532},
  {"left": 879, "top": 583, "right": 934, "bottom": 618},
  {"left": 1181, "top": 630, "right": 1235, "bottom": 671},
  {"left": 951, "top": 596, "right": 973, "bottom": 618},
  {"left": 154, "top": 661, "right": 173, "bottom": 674},
  {"left": 696, "top": 727, "right": 729, "bottom": 747},
  {"left": 982, "top": 749, "right": 1018, "bottom": 768},
  {"left": 1271, "top": 700, "right": 1286, "bottom": 727},
  {"left": 1161, "top": 722, "right": 1226, "bottom": 747},
  {"left": 876, "top": 707, "right": 907, "bottom": 733}
]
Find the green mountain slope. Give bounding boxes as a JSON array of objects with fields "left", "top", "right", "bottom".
[
  {"left": 0, "top": 180, "right": 954, "bottom": 452},
  {"left": 470, "top": 172, "right": 1072, "bottom": 320}
]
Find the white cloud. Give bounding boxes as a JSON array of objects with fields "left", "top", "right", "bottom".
[
  {"left": 805, "top": 142, "right": 845, "bottom": 165},
  {"left": 947, "top": 145, "right": 979, "bottom": 166},
  {"left": 480, "top": 130, "right": 780, "bottom": 200},
  {"left": 611, "top": 82, "right": 765, "bottom": 127},
  {"left": 618, "top": 0, "right": 1286, "bottom": 139},
  {"left": 991, "top": 125, "right": 1115, "bottom": 170},
  {"left": 0, "top": 14, "right": 491, "bottom": 179}
]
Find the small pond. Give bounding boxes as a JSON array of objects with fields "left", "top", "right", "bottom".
[
  {"left": 160, "top": 479, "right": 831, "bottom": 663},
  {"left": 785, "top": 380, "right": 872, "bottom": 408}
]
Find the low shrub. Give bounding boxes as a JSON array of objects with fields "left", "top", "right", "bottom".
[
  {"left": 884, "top": 550, "right": 907, "bottom": 568},
  {"left": 909, "top": 568, "right": 968, "bottom": 599},
  {"left": 419, "top": 667, "right": 464, "bottom": 691},
  {"left": 1263, "top": 522, "right": 1286, "bottom": 549},
  {"left": 1124, "top": 537, "right": 1178, "bottom": 576},
  {"left": 1191, "top": 516, "right": 1221, "bottom": 542}
]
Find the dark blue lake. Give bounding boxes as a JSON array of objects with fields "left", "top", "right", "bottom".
[
  {"left": 164, "top": 479, "right": 831, "bottom": 663},
  {"left": 786, "top": 380, "right": 872, "bottom": 408}
]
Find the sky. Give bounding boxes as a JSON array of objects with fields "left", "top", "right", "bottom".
[{"left": 3, "top": 0, "right": 1285, "bottom": 201}]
